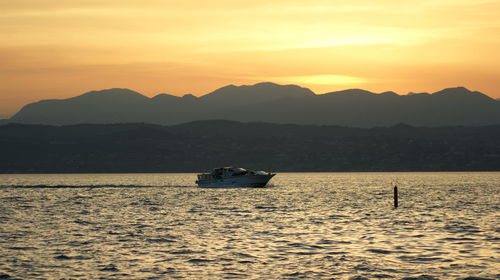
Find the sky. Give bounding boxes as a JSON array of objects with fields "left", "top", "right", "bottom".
[{"left": 1, "top": 0, "right": 500, "bottom": 116}]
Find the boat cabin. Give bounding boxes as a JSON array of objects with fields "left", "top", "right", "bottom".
[{"left": 211, "top": 167, "right": 248, "bottom": 178}]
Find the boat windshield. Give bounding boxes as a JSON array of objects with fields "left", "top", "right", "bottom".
[
  {"left": 233, "top": 168, "right": 246, "bottom": 173},
  {"left": 230, "top": 168, "right": 247, "bottom": 176}
]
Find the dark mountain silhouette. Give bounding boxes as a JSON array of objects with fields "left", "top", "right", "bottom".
[
  {"left": 1, "top": 121, "right": 499, "bottom": 173},
  {"left": 200, "top": 82, "right": 314, "bottom": 106},
  {"left": 7, "top": 83, "right": 500, "bottom": 127}
]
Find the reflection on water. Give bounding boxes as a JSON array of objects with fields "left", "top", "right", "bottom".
[{"left": 0, "top": 172, "right": 499, "bottom": 279}]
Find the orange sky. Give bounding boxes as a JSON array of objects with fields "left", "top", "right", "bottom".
[{"left": 1, "top": 0, "right": 499, "bottom": 116}]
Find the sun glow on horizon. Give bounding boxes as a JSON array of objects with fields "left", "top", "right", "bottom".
[{"left": 261, "top": 75, "right": 367, "bottom": 86}]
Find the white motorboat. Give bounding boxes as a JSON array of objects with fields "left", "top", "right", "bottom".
[{"left": 196, "top": 167, "right": 275, "bottom": 188}]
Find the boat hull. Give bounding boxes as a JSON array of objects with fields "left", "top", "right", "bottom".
[{"left": 197, "top": 174, "right": 274, "bottom": 188}]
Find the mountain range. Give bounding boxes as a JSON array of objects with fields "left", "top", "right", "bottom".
[{"left": 4, "top": 82, "right": 500, "bottom": 127}]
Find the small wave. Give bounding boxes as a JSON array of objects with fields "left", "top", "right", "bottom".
[
  {"left": 294, "top": 251, "right": 320, "bottom": 255},
  {"left": 99, "top": 264, "right": 119, "bottom": 272},
  {"left": 73, "top": 219, "right": 94, "bottom": 225},
  {"left": 54, "top": 254, "right": 90, "bottom": 260},
  {"left": 0, "top": 272, "right": 12, "bottom": 279},
  {"left": 234, "top": 252, "right": 256, "bottom": 258},
  {"left": 212, "top": 207, "right": 240, "bottom": 211},
  {"left": 401, "top": 275, "right": 438, "bottom": 280},
  {"left": 367, "top": 249, "right": 393, "bottom": 254},
  {"left": 372, "top": 274, "right": 394, "bottom": 278},
  {"left": 67, "top": 240, "right": 92, "bottom": 247},
  {"left": 0, "top": 196, "right": 24, "bottom": 201},
  {"left": 72, "top": 195, "right": 93, "bottom": 199},
  {"left": 169, "top": 249, "right": 206, "bottom": 255},
  {"left": 349, "top": 276, "right": 370, "bottom": 280},
  {"left": 187, "top": 258, "right": 214, "bottom": 263},
  {"left": 398, "top": 256, "right": 444, "bottom": 262},
  {"left": 1, "top": 185, "right": 192, "bottom": 188},
  {"left": 6, "top": 246, "right": 37, "bottom": 250},
  {"left": 146, "top": 238, "right": 176, "bottom": 243},
  {"left": 458, "top": 277, "right": 495, "bottom": 280},
  {"left": 54, "top": 255, "right": 72, "bottom": 260},
  {"left": 224, "top": 272, "right": 248, "bottom": 278},
  {"left": 283, "top": 272, "right": 307, "bottom": 277},
  {"left": 327, "top": 251, "right": 348, "bottom": 255},
  {"left": 442, "top": 237, "right": 475, "bottom": 241},
  {"left": 255, "top": 205, "right": 279, "bottom": 210}
]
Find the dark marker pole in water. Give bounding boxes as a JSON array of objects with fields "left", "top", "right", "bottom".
[{"left": 394, "top": 185, "right": 398, "bottom": 208}]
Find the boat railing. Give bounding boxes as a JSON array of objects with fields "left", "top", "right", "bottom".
[{"left": 197, "top": 174, "right": 214, "bottom": 180}]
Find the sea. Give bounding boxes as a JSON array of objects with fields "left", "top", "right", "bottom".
[{"left": 0, "top": 172, "right": 498, "bottom": 280}]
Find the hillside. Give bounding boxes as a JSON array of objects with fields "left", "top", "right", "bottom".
[{"left": 1, "top": 121, "right": 499, "bottom": 173}]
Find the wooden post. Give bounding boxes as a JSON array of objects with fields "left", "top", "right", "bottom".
[{"left": 394, "top": 185, "right": 398, "bottom": 208}]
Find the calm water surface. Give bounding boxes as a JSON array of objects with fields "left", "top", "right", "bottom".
[{"left": 0, "top": 172, "right": 499, "bottom": 279}]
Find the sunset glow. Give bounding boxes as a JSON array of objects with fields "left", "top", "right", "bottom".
[
  {"left": 264, "top": 75, "right": 367, "bottom": 86},
  {"left": 1, "top": 0, "right": 500, "bottom": 115}
]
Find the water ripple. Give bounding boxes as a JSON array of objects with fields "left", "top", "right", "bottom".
[{"left": 0, "top": 172, "right": 498, "bottom": 279}]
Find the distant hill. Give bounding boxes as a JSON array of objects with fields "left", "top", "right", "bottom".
[
  {"left": 7, "top": 82, "right": 500, "bottom": 127},
  {"left": 1, "top": 121, "right": 499, "bottom": 173}
]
